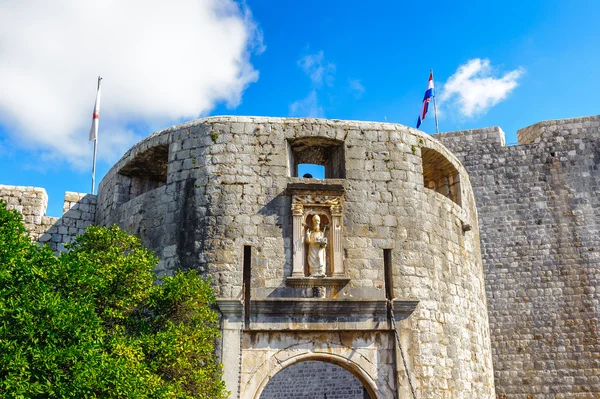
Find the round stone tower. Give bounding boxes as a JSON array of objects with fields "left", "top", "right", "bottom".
[{"left": 96, "top": 117, "right": 495, "bottom": 398}]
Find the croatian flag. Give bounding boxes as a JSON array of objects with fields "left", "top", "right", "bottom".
[
  {"left": 416, "top": 72, "right": 434, "bottom": 129},
  {"left": 89, "top": 78, "right": 102, "bottom": 142}
]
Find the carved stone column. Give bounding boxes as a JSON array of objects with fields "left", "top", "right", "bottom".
[
  {"left": 330, "top": 204, "right": 344, "bottom": 277},
  {"left": 215, "top": 299, "right": 243, "bottom": 398},
  {"left": 291, "top": 203, "right": 305, "bottom": 277}
]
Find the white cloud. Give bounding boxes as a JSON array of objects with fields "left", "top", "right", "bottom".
[
  {"left": 439, "top": 59, "right": 524, "bottom": 118},
  {"left": 0, "top": 0, "right": 263, "bottom": 168},
  {"left": 298, "top": 51, "right": 335, "bottom": 88},
  {"left": 289, "top": 51, "right": 334, "bottom": 118},
  {"left": 348, "top": 79, "right": 365, "bottom": 98},
  {"left": 289, "top": 91, "right": 323, "bottom": 118}
]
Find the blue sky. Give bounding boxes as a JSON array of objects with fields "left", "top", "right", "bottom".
[{"left": 0, "top": 0, "right": 598, "bottom": 216}]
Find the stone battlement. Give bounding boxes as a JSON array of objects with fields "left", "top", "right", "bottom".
[
  {"left": 0, "top": 185, "right": 97, "bottom": 251},
  {"left": 437, "top": 114, "right": 600, "bottom": 150},
  {"left": 434, "top": 126, "right": 506, "bottom": 152},
  {"left": 517, "top": 114, "right": 600, "bottom": 144}
]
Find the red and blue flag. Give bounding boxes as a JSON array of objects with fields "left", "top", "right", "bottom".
[{"left": 416, "top": 72, "right": 434, "bottom": 129}]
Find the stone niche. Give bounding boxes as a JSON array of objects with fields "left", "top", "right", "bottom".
[{"left": 286, "top": 182, "right": 349, "bottom": 295}]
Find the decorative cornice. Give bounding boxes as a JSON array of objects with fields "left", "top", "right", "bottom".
[
  {"left": 285, "top": 276, "right": 350, "bottom": 289},
  {"left": 249, "top": 298, "right": 418, "bottom": 316},
  {"left": 287, "top": 182, "right": 345, "bottom": 194},
  {"left": 391, "top": 299, "right": 420, "bottom": 315},
  {"left": 216, "top": 298, "right": 420, "bottom": 331},
  {"left": 216, "top": 298, "right": 243, "bottom": 315}
]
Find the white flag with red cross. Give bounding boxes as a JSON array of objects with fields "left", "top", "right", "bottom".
[{"left": 89, "top": 78, "right": 102, "bottom": 141}]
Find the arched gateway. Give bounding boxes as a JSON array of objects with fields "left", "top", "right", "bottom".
[
  {"left": 96, "top": 117, "right": 496, "bottom": 398},
  {"left": 259, "top": 360, "right": 373, "bottom": 399}
]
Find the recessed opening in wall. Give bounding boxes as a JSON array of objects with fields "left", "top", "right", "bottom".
[
  {"left": 298, "top": 164, "right": 325, "bottom": 179},
  {"left": 118, "top": 144, "right": 168, "bottom": 202},
  {"left": 421, "top": 147, "right": 461, "bottom": 206},
  {"left": 288, "top": 138, "right": 345, "bottom": 178},
  {"left": 243, "top": 245, "right": 251, "bottom": 328},
  {"left": 260, "top": 360, "right": 373, "bottom": 399}
]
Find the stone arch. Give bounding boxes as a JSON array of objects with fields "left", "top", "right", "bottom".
[
  {"left": 421, "top": 146, "right": 462, "bottom": 206},
  {"left": 250, "top": 352, "right": 381, "bottom": 399},
  {"left": 117, "top": 144, "right": 168, "bottom": 202}
]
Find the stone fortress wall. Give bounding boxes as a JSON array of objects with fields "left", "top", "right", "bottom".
[
  {"left": 435, "top": 115, "right": 600, "bottom": 398},
  {"left": 2, "top": 115, "right": 597, "bottom": 398},
  {"left": 0, "top": 185, "right": 96, "bottom": 251},
  {"left": 93, "top": 116, "right": 494, "bottom": 398}
]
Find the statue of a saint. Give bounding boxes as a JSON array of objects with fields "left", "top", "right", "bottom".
[{"left": 306, "top": 214, "right": 327, "bottom": 277}]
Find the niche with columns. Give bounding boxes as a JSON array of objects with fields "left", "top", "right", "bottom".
[{"left": 286, "top": 182, "right": 349, "bottom": 293}]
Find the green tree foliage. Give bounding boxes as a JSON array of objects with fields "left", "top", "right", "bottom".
[{"left": 0, "top": 200, "right": 227, "bottom": 399}]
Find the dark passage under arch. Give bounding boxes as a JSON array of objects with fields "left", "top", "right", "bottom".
[{"left": 260, "top": 360, "right": 372, "bottom": 399}]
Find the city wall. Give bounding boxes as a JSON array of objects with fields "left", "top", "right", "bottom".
[
  {"left": 436, "top": 115, "right": 600, "bottom": 398},
  {"left": 0, "top": 185, "right": 96, "bottom": 252},
  {"left": 93, "top": 116, "right": 494, "bottom": 398},
  {"left": 3, "top": 115, "right": 598, "bottom": 398}
]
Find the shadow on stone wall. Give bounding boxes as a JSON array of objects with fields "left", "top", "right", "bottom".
[
  {"left": 38, "top": 193, "right": 97, "bottom": 252},
  {"left": 0, "top": 185, "right": 97, "bottom": 253}
]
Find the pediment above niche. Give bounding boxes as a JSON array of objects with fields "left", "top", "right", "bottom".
[
  {"left": 287, "top": 181, "right": 345, "bottom": 216},
  {"left": 292, "top": 194, "right": 342, "bottom": 206}
]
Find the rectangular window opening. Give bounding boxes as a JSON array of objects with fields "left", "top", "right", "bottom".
[
  {"left": 287, "top": 138, "right": 345, "bottom": 178},
  {"left": 298, "top": 164, "right": 325, "bottom": 179},
  {"left": 383, "top": 249, "right": 393, "bottom": 301},
  {"left": 243, "top": 245, "right": 251, "bottom": 328}
]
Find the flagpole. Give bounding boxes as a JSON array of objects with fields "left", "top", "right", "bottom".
[
  {"left": 91, "top": 76, "right": 101, "bottom": 195},
  {"left": 431, "top": 68, "right": 439, "bottom": 134},
  {"left": 91, "top": 137, "right": 97, "bottom": 194}
]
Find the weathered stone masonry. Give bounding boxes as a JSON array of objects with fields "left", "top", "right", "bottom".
[
  {"left": 6, "top": 115, "right": 597, "bottom": 398},
  {"left": 436, "top": 115, "right": 600, "bottom": 398},
  {"left": 92, "top": 117, "right": 494, "bottom": 399},
  {"left": 0, "top": 185, "right": 96, "bottom": 251}
]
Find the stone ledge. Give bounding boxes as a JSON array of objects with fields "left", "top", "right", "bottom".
[
  {"left": 285, "top": 276, "right": 350, "bottom": 289},
  {"left": 252, "top": 298, "right": 390, "bottom": 315},
  {"left": 287, "top": 180, "right": 345, "bottom": 193},
  {"left": 216, "top": 298, "right": 243, "bottom": 315},
  {"left": 246, "top": 298, "right": 418, "bottom": 331},
  {"left": 217, "top": 298, "right": 419, "bottom": 315},
  {"left": 214, "top": 298, "right": 420, "bottom": 331}
]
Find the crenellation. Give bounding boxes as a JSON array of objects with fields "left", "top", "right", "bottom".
[
  {"left": 517, "top": 115, "right": 600, "bottom": 145},
  {"left": 434, "top": 126, "right": 506, "bottom": 154},
  {"left": 0, "top": 185, "right": 97, "bottom": 251}
]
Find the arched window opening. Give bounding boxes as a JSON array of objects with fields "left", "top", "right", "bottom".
[
  {"left": 421, "top": 147, "right": 461, "bottom": 206},
  {"left": 260, "top": 361, "right": 372, "bottom": 399},
  {"left": 288, "top": 138, "right": 345, "bottom": 178},
  {"left": 118, "top": 144, "right": 168, "bottom": 202}
]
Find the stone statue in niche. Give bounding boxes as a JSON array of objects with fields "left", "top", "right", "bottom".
[
  {"left": 305, "top": 214, "right": 327, "bottom": 277},
  {"left": 290, "top": 189, "right": 344, "bottom": 280}
]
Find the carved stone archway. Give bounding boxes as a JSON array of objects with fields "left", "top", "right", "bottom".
[{"left": 249, "top": 351, "right": 381, "bottom": 399}]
